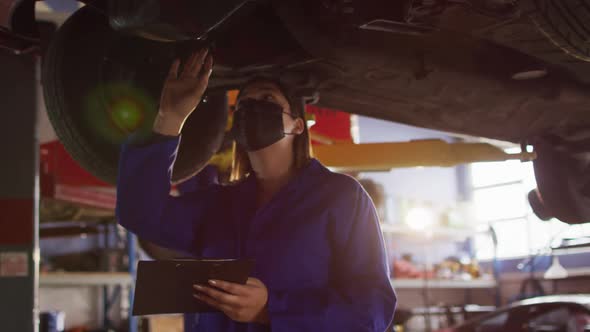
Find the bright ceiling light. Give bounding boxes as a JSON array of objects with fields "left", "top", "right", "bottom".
[{"left": 405, "top": 207, "right": 436, "bottom": 231}]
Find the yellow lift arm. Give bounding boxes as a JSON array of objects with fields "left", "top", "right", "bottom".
[{"left": 312, "top": 139, "right": 536, "bottom": 172}]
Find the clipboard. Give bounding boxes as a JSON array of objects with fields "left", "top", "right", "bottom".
[{"left": 132, "top": 259, "right": 254, "bottom": 316}]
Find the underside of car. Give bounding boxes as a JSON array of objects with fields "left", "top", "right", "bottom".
[{"left": 1, "top": 0, "right": 589, "bottom": 224}]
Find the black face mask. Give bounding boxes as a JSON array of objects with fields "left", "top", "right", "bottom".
[{"left": 231, "top": 98, "right": 293, "bottom": 152}]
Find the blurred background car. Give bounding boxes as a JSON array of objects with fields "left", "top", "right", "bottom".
[{"left": 437, "top": 295, "right": 590, "bottom": 332}]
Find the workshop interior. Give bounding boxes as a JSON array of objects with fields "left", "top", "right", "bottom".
[{"left": 1, "top": 0, "right": 590, "bottom": 331}]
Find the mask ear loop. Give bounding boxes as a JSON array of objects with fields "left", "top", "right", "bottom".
[{"left": 282, "top": 111, "right": 303, "bottom": 136}]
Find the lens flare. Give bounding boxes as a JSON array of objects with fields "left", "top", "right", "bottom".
[
  {"left": 85, "top": 83, "right": 157, "bottom": 145},
  {"left": 108, "top": 96, "right": 144, "bottom": 133}
]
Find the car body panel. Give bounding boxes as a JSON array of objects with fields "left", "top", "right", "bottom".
[
  {"left": 515, "top": 295, "right": 590, "bottom": 309},
  {"left": 441, "top": 295, "right": 590, "bottom": 332},
  {"left": 1, "top": 1, "right": 589, "bottom": 224}
]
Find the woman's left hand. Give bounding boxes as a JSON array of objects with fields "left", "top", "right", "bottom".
[{"left": 193, "top": 278, "right": 270, "bottom": 325}]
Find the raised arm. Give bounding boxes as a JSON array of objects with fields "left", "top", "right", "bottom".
[{"left": 116, "top": 49, "right": 217, "bottom": 254}]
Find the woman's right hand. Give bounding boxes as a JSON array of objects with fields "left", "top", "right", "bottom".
[{"left": 153, "top": 48, "right": 214, "bottom": 136}]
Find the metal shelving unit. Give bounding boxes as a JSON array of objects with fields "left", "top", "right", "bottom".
[
  {"left": 380, "top": 223, "right": 480, "bottom": 241},
  {"left": 381, "top": 223, "right": 500, "bottom": 331},
  {"left": 40, "top": 272, "right": 133, "bottom": 286},
  {"left": 39, "top": 220, "right": 138, "bottom": 332}
]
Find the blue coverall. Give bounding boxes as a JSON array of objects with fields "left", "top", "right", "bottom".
[{"left": 116, "top": 135, "right": 397, "bottom": 332}]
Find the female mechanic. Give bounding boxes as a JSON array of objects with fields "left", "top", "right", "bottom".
[{"left": 116, "top": 48, "right": 396, "bottom": 332}]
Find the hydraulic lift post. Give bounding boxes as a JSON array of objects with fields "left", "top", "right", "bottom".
[{"left": 0, "top": 52, "right": 39, "bottom": 332}]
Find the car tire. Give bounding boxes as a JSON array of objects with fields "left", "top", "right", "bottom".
[
  {"left": 527, "top": 189, "right": 553, "bottom": 221},
  {"left": 531, "top": 0, "right": 590, "bottom": 62},
  {"left": 531, "top": 137, "right": 590, "bottom": 224},
  {"left": 42, "top": 6, "right": 227, "bottom": 184}
]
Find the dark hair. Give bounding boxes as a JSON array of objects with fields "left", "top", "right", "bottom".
[
  {"left": 358, "top": 178, "right": 385, "bottom": 209},
  {"left": 230, "top": 77, "right": 312, "bottom": 181}
]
